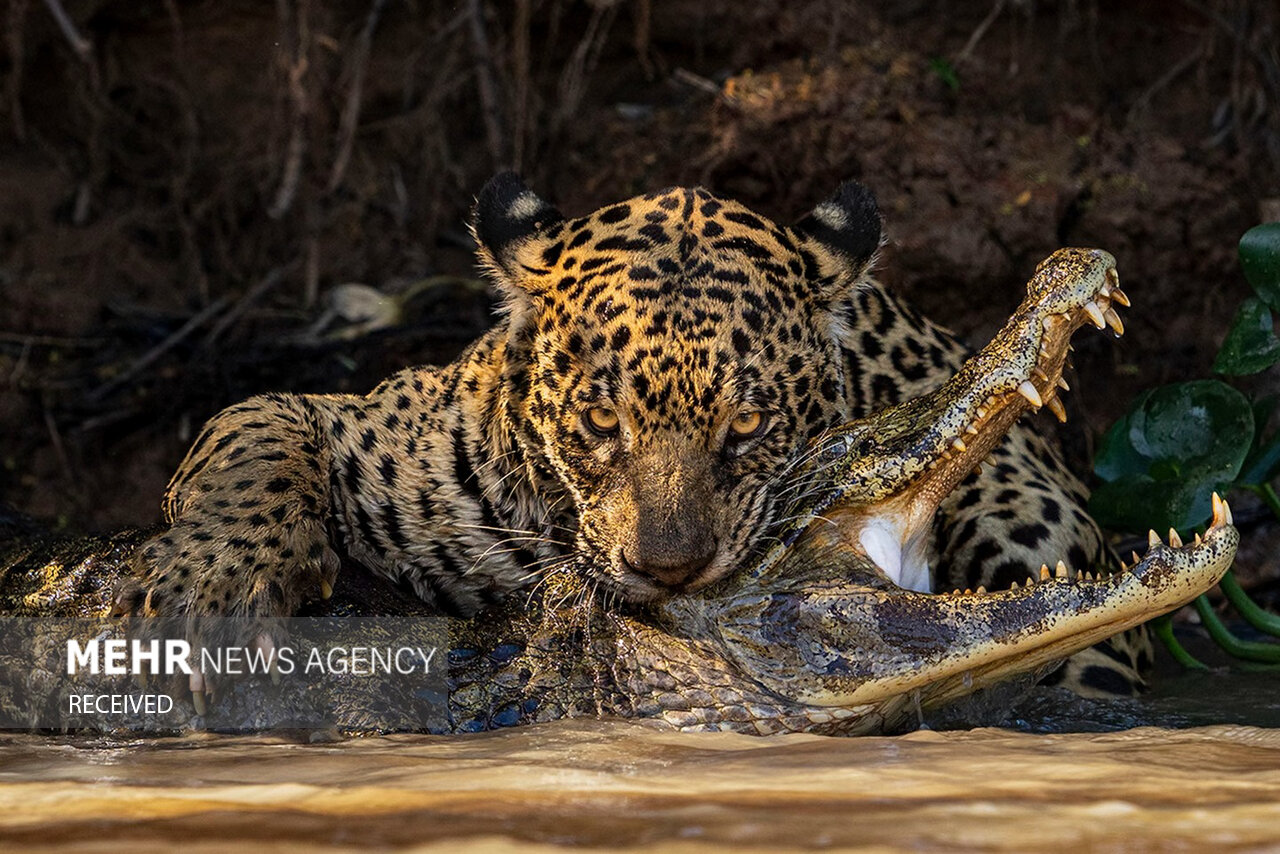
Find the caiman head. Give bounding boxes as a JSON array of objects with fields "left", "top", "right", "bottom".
[{"left": 673, "top": 248, "right": 1239, "bottom": 730}]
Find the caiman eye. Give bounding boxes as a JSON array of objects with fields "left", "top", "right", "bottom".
[
  {"left": 584, "top": 406, "right": 620, "bottom": 437},
  {"left": 728, "top": 410, "right": 768, "bottom": 440}
]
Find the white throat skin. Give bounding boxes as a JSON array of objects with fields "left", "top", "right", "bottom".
[{"left": 857, "top": 516, "right": 932, "bottom": 593}]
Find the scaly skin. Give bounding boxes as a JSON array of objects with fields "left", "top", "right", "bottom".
[{"left": 0, "top": 249, "right": 1239, "bottom": 734}]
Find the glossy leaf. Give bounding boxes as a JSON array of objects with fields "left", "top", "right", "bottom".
[
  {"left": 1092, "top": 380, "right": 1253, "bottom": 531},
  {"left": 1240, "top": 222, "right": 1280, "bottom": 308},
  {"left": 1089, "top": 474, "right": 1211, "bottom": 532},
  {"left": 1213, "top": 297, "right": 1280, "bottom": 375}
]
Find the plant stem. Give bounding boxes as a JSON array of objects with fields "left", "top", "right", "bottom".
[
  {"left": 1151, "top": 614, "right": 1208, "bottom": 669},
  {"left": 1247, "top": 482, "right": 1280, "bottom": 520},
  {"left": 1219, "top": 571, "right": 1280, "bottom": 637},
  {"left": 1193, "top": 596, "right": 1280, "bottom": 662}
]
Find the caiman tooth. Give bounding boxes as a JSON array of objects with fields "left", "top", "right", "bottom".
[
  {"left": 1084, "top": 301, "right": 1107, "bottom": 329},
  {"left": 975, "top": 585, "right": 986, "bottom": 594},
  {"left": 1039, "top": 564, "right": 1051, "bottom": 581},
  {"left": 1194, "top": 532, "right": 1203, "bottom": 545},
  {"left": 1148, "top": 529, "right": 1163, "bottom": 548},
  {"left": 1033, "top": 367, "right": 1050, "bottom": 383},
  {"left": 1168, "top": 528, "right": 1183, "bottom": 548},
  {"left": 1225, "top": 497, "right": 1234, "bottom": 525},
  {"left": 1085, "top": 571, "right": 1096, "bottom": 582},
  {"left": 1010, "top": 579, "right": 1020, "bottom": 589},
  {"left": 1212, "top": 492, "right": 1227, "bottom": 527},
  {"left": 964, "top": 588, "right": 973, "bottom": 595},
  {"left": 966, "top": 423, "right": 980, "bottom": 435},
  {"left": 1056, "top": 560, "right": 1068, "bottom": 580},
  {"left": 1131, "top": 551, "right": 1142, "bottom": 568},
  {"left": 1057, "top": 376, "right": 1070, "bottom": 391},
  {"left": 1104, "top": 307, "right": 1125, "bottom": 336},
  {"left": 1110, "top": 286, "right": 1131, "bottom": 307},
  {"left": 1018, "top": 380, "right": 1043, "bottom": 408},
  {"left": 953, "top": 438, "right": 968, "bottom": 453},
  {"left": 1046, "top": 397, "right": 1068, "bottom": 422},
  {"left": 972, "top": 463, "right": 983, "bottom": 477}
]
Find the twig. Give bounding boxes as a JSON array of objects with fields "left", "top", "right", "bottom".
[
  {"left": 0, "top": 332, "right": 108, "bottom": 347},
  {"left": 40, "top": 0, "right": 92, "bottom": 63},
  {"left": 6, "top": 0, "right": 29, "bottom": 140},
  {"left": 89, "top": 296, "right": 231, "bottom": 402},
  {"left": 671, "top": 68, "right": 739, "bottom": 109},
  {"left": 42, "top": 402, "right": 75, "bottom": 485},
  {"left": 327, "top": 0, "right": 388, "bottom": 193},
  {"left": 1128, "top": 44, "right": 1206, "bottom": 124},
  {"left": 954, "top": 0, "right": 1007, "bottom": 64},
  {"left": 203, "top": 265, "right": 293, "bottom": 345},
  {"left": 5, "top": 337, "right": 31, "bottom": 387},
  {"left": 512, "top": 0, "right": 531, "bottom": 171},
  {"left": 634, "top": 0, "right": 653, "bottom": 77},
  {"left": 304, "top": 237, "right": 319, "bottom": 309},
  {"left": 547, "top": 1, "right": 618, "bottom": 167},
  {"left": 268, "top": 0, "right": 311, "bottom": 220},
  {"left": 466, "top": 0, "right": 506, "bottom": 166}
]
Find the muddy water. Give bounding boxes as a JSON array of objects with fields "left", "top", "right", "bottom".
[{"left": 2, "top": 674, "right": 1279, "bottom": 853}]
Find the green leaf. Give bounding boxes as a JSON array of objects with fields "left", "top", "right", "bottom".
[
  {"left": 1240, "top": 222, "right": 1280, "bottom": 309},
  {"left": 1089, "top": 474, "right": 1213, "bottom": 532},
  {"left": 1240, "top": 431, "right": 1280, "bottom": 485},
  {"left": 928, "top": 58, "right": 960, "bottom": 92},
  {"left": 1213, "top": 297, "right": 1280, "bottom": 375},
  {"left": 1092, "top": 380, "right": 1254, "bottom": 531}
]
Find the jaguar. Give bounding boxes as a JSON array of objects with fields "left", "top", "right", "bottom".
[{"left": 116, "top": 173, "right": 1148, "bottom": 700}]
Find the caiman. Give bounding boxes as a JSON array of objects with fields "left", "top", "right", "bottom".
[{"left": 0, "top": 249, "right": 1239, "bottom": 735}]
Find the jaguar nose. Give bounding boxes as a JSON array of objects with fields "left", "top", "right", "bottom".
[{"left": 623, "top": 547, "right": 716, "bottom": 589}]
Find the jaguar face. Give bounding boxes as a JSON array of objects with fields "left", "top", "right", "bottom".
[{"left": 473, "top": 175, "right": 882, "bottom": 600}]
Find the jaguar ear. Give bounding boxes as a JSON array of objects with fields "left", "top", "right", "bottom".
[
  {"left": 793, "top": 180, "right": 883, "bottom": 294},
  {"left": 471, "top": 172, "right": 565, "bottom": 294}
]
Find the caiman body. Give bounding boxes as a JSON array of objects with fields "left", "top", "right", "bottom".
[{"left": 0, "top": 250, "right": 1239, "bottom": 735}]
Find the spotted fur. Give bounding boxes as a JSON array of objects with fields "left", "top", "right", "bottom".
[{"left": 119, "top": 174, "right": 1148, "bottom": 696}]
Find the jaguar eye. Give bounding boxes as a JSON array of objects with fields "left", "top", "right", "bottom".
[
  {"left": 728, "top": 410, "right": 768, "bottom": 440},
  {"left": 584, "top": 407, "right": 620, "bottom": 437}
]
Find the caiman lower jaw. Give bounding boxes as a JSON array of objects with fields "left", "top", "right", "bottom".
[{"left": 788, "top": 495, "right": 1239, "bottom": 710}]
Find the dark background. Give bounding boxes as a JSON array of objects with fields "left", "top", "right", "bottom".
[{"left": 0, "top": 1, "right": 1276, "bottom": 589}]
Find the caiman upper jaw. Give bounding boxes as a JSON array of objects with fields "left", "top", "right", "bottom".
[{"left": 788, "top": 248, "right": 1129, "bottom": 593}]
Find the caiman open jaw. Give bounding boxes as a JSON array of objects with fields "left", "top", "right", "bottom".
[
  {"left": 713, "top": 248, "right": 1240, "bottom": 719},
  {"left": 790, "top": 248, "right": 1132, "bottom": 594}
]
